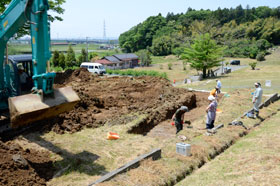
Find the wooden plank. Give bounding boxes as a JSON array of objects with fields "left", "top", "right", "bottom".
[{"left": 88, "top": 148, "right": 161, "bottom": 186}]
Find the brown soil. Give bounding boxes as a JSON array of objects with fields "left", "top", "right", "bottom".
[
  {"left": 0, "top": 140, "right": 54, "bottom": 185},
  {"left": 45, "top": 68, "right": 206, "bottom": 134}
]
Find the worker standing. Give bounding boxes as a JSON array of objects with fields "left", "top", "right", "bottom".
[
  {"left": 216, "top": 79, "right": 222, "bottom": 94},
  {"left": 206, "top": 95, "right": 217, "bottom": 129},
  {"left": 252, "top": 82, "right": 263, "bottom": 118},
  {"left": 18, "top": 65, "right": 28, "bottom": 91},
  {"left": 172, "top": 106, "right": 189, "bottom": 134}
]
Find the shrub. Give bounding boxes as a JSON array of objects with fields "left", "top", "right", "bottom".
[
  {"left": 168, "top": 63, "right": 172, "bottom": 70},
  {"left": 51, "top": 66, "right": 63, "bottom": 72},
  {"left": 249, "top": 62, "right": 257, "bottom": 70},
  {"left": 106, "top": 69, "right": 113, "bottom": 74},
  {"left": 256, "top": 52, "right": 265, "bottom": 61}
]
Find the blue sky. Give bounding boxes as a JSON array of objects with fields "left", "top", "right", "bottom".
[{"left": 50, "top": 0, "right": 279, "bottom": 39}]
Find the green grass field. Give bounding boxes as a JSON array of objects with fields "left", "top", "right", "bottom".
[
  {"left": 178, "top": 47, "right": 280, "bottom": 95},
  {"left": 7, "top": 43, "right": 119, "bottom": 57}
]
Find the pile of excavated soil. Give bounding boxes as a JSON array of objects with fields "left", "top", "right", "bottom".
[
  {"left": 43, "top": 68, "right": 206, "bottom": 134},
  {"left": 0, "top": 140, "right": 54, "bottom": 185}
]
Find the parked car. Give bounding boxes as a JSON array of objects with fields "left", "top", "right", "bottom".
[
  {"left": 80, "top": 62, "right": 106, "bottom": 75},
  {"left": 224, "top": 67, "right": 232, "bottom": 73},
  {"left": 230, "top": 60, "right": 240, "bottom": 65}
]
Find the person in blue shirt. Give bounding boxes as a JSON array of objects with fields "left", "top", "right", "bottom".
[{"left": 216, "top": 79, "right": 222, "bottom": 94}]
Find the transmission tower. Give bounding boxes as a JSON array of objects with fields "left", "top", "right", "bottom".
[{"left": 103, "top": 20, "right": 106, "bottom": 40}]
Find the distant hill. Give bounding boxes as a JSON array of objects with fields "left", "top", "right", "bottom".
[{"left": 119, "top": 5, "right": 280, "bottom": 59}]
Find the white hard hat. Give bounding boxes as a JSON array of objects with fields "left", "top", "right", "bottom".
[
  {"left": 17, "top": 64, "right": 24, "bottom": 70},
  {"left": 208, "top": 95, "right": 215, "bottom": 101}
]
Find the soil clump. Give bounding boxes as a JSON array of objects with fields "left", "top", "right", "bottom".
[{"left": 0, "top": 140, "right": 54, "bottom": 185}]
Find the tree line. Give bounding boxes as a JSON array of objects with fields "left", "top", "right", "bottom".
[
  {"left": 119, "top": 5, "right": 280, "bottom": 59},
  {"left": 51, "top": 45, "right": 99, "bottom": 71}
]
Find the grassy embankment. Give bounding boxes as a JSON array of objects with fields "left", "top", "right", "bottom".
[{"left": 177, "top": 110, "right": 280, "bottom": 185}]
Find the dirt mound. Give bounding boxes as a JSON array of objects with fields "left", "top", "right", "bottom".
[
  {"left": 54, "top": 68, "right": 94, "bottom": 86},
  {"left": 0, "top": 140, "right": 54, "bottom": 185},
  {"left": 37, "top": 68, "right": 205, "bottom": 134}
]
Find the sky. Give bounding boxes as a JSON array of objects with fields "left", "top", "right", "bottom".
[{"left": 50, "top": 0, "right": 280, "bottom": 39}]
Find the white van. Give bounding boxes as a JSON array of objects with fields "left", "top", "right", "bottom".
[{"left": 80, "top": 62, "right": 106, "bottom": 75}]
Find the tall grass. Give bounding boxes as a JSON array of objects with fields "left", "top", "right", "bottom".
[{"left": 106, "top": 69, "right": 168, "bottom": 79}]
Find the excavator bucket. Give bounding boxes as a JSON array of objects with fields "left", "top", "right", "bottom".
[{"left": 8, "top": 87, "right": 80, "bottom": 128}]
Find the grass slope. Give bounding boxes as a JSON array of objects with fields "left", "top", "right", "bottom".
[{"left": 177, "top": 110, "right": 280, "bottom": 185}]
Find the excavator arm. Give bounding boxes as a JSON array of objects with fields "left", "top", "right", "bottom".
[
  {"left": 1, "top": 0, "right": 53, "bottom": 95},
  {"left": 0, "top": 0, "right": 28, "bottom": 108},
  {"left": 0, "top": 0, "right": 80, "bottom": 128}
]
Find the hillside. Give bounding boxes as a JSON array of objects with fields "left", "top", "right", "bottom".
[{"left": 119, "top": 5, "right": 280, "bottom": 59}]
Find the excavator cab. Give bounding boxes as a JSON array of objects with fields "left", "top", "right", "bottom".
[{"left": 5, "top": 55, "right": 33, "bottom": 95}]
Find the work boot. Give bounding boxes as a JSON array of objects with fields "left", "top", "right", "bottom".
[{"left": 255, "top": 111, "right": 259, "bottom": 118}]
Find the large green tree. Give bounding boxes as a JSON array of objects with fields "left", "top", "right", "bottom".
[
  {"left": 0, "top": 0, "right": 66, "bottom": 37},
  {"left": 181, "top": 33, "right": 224, "bottom": 78}
]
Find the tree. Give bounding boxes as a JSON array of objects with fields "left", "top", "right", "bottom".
[
  {"left": 249, "top": 62, "right": 257, "bottom": 70},
  {"left": 66, "top": 45, "right": 76, "bottom": 67},
  {"left": 52, "top": 50, "right": 60, "bottom": 67},
  {"left": 150, "top": 35, "right": 175, "bottom": 56},
  {"left": 89, "top": 52, "right": 99, "bottom": 62},
  {"left": 136, "top": 49, "right": 151, "bottom": 66},
  {"left": 119, "top": 14, "right": 167, "bottom": 52},
  {"left": 1, "top": 0, "right": 66, "bottom": 38},
  {"left": 77, "top": 48, "right": 87, "bottom": 66},
  {"left": 181, "top": 33, "right": 224, "bottom": 78},
  {"left": 58, "top": 52, "right": 65, "bottom": 69}
]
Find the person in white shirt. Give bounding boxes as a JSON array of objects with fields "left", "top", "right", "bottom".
[
  {"left": 216, "top": 79, "right": 222, "bottom": 94},
  {"left": 252, "top": 82, "right": 263, "bottom": 117}
]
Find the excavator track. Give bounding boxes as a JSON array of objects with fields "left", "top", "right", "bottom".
[{"left": 0, "top": 112, "right": 40, "bottom": 141}]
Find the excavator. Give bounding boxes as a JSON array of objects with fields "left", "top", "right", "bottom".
[{"left": 0, "top": 0, "right": 80, "bottom": 128}]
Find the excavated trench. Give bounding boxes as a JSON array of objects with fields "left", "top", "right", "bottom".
[{"left": 128, "top": 94, "right": 197, "bottom": 135}]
